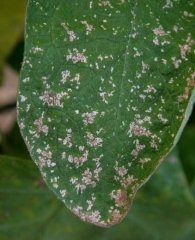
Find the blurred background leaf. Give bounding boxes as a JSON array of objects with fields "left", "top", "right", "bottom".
[
  {"left": 177, "top": 124, "right": 195, "bottom": 186},
  {"left": 0, "top": 0, "right": 26, "bottom": 84},
  {"left": 1, "top": 150, "right": 195, "bottom": 240},
  {"left": 0, "top": 123, "right": 30, "bottom": 159}
]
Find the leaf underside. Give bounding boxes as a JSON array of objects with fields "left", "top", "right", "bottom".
[{"left": 17, "top": 0, "right": 195, "bottom": 227}]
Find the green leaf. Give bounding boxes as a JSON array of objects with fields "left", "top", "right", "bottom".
[
  {"left": 6, "top": 40, "right": 25, "bottom": 73},
  {"left": 0, "top": 155, "right": 62, "bottom": 240},
  {"left": 1, "top": 151, "right": 195, "bottom": 239},
  {"left": 0, "top": 123, "right": 31, "bottom": 159},
  {"left": 178, "top": 125, "right": 195, "bottom": 185},
  {"left": 0, "top": 0, "right": 26, "bottom": 84},
  {"left": 17, "top": 0, "right": 195, "bottom": 226}
]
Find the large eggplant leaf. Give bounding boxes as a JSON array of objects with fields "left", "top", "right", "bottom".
[{"left": 17, "top": 0, "right": 195, "bottom": 226}]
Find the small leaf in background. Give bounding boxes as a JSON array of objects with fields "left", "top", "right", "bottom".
[
  {"left": 178, "top": 125, "right": 195, "bottom": 185},
  {"left": 17, "top": 0, "right": 195, "bottom": 226},
  {"left": 177, "top": 104, "right": 195, "bottom": 195},
  {"left": 1, "top": 151, "right": 195, "bottom": 240},
  {"left": 0, "top": 123, "right": 31, "bottom": 159},
  {"left": 0, "top": 0, "right": 26, "bottom": 84},
  {"left": 6, "top": 39, "right": 25, "bottom": 73}
]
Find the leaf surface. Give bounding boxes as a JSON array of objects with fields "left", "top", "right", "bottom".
[{"left": 17, "top": 0, "right": 195, "bottom": 226}]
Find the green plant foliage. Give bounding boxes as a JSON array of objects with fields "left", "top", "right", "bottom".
[
  {"left": 0, "top": 123, "right": 31, "bottom": 159},
  {"left": 0, "top": 0, "right": 26, "bottom": 84},
  {"left": 178, "top": 125, "right": 195, "bottom": 185},
  {"left": 6, "top": 40, "right": 25, "bottom": 73},
  {"left": 17, "top": 0, "right": 195, "bottom": 226},
  {"left": 1, "top": 151, "right": 195, "bottom": 240}
]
